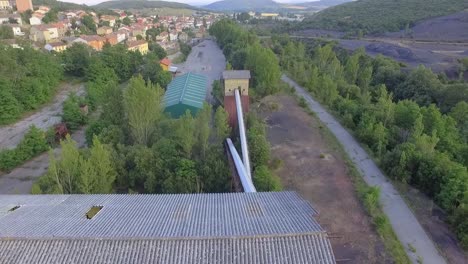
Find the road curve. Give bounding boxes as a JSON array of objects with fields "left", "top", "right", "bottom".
[{"left": 281, "top": 75, "right": 446, "bottom": 264}]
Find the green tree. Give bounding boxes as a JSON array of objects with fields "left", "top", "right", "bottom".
[
  {"left": 122, "top": 17, "right": 131, "bottom": 26},
  {"left": 42, "top": 8, "right": 58, "bottom": 23},
  {"left": 62, "top": 95, "right": 87, "bottom": 131},
  {"left": 124, "top": 76, "right": 164, "bottom": 146},
  {"left": 0, "top": 25, "right": 13, "bottom": 39},
  {"left": 61, "top": 43, "right": 91, "bottom": 77},
  {"left": 395, "top": 65, "right": 442, "bottom": 106},
  {"left": 247, "top": 118, "right": 271, "bottom": 168},
  {"left": 141, "top": 55, "right": 172, "bottom": 88},
  {"left": 194, "top": 104, "right": 211, "bottom": 159},
  {"left": 0, "top": 82, "right": 22, "bottom": 124},
  {"left": 344, "top": 49, "right": 361, "bottom": 84},
  {"left": 82, "top": 15, "right": 97, "bottom": 33},
  {"left": 450, "top": 102, "right": 468, "bottom": 142},
  {"left": 245, "top": 43, "right": 281, "bottom": 96},
  {"left": 33, "top": 136, "right": 82, "bottom": 194},
  {"left": 253, "top": 165, "right": 282, "bottom": 191},
  {"left": 174, "top": 111, "right": 196, "bottom": 156},
  {"left": 162, "top": 158, "right": 199, "bottom": 193},
  {"left": 81, "top": 136, "right": 116, "bottom": 193},
  {"left": 148, "top": 42, "right": 167, "bottom": 59},
  {"left": 214, "top": 106, "right": 230, "bottom": 144},
  {"left": 32, "top": 136, "right": 116, "bottom": 194}
]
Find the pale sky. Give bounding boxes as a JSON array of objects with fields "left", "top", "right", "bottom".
[{"left": 61, "top": 0, "right": 319, "bottom": 7}]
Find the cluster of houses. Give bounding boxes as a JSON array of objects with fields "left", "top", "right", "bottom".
[{"left": 0, "top": 1, "right": 220, "bottom": 54}]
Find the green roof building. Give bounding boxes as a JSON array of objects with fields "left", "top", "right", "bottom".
[{"left": 163, "top": 73, "right": 207, "bottom": 118}]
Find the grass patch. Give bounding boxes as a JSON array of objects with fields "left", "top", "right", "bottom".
[{"left": 291, "top": 92, "right": 411, "bottom": 264}]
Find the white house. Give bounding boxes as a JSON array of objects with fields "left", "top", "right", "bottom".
[
  {"left": 29, "top": 15, "right": 43, "bottom": 26},
  {"left": 169, "top": 30, "right": 178, "bottom": 42},
  {"left": 10, "top": 25, "right": 24, "bottom": 36}
]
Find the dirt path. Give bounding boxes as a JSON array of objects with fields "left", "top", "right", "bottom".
[
  {"left": 282, "top": 75, "right": 447, "bottom": 264},
  {"left": 260, "top": 95, "right": 391, "bottom": 263},
  {"left": 173, "top": 39, "right": 226, "bottom": 104},
  {"left": 0, "top": 128, "right": 86, "bottom": 194},
  {"left": 0, "top": 82, "right": 85, "bottom": 150}
]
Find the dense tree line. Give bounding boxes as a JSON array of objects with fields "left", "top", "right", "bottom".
[
  {"left": 210, "top": 20, "right": 283, "bottom": 191},
  {"left": 273, "top": 36, "right": 468, "bottom": 247},
  {"left": 300, "top": 0, "right": 468, "bottom": 35},
  {"left": 0, "top": 45, "right": 63, "bottom": 124},
  {"left": 209, "top": 19, "right": 281, "bottom": 97}
]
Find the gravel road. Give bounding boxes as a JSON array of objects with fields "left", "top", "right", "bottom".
[
  {"left": 282, "top": 75, "right": 447, "bottom": 264},
  {"left": 0, "top": 83, "right": 85, "bottom": 150},
  {"left": 174, "top": 39, "right": 226, "bottom": 103}
]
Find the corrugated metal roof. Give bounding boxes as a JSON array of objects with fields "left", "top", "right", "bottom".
[
  {"left": 0, "top": 235, "right": 335, "bottom": 264},
  {"left": 223, "top": 70, "right": 251, "bottom": 80},
  {"left": 164, "top": 72, "right": 207, "bottom": 109},
  {"left": 0, "top": 192, "right": 336, "bottom": 264},
  {"left": 0, "top": 192, "right": 320, "bottom": 239}
]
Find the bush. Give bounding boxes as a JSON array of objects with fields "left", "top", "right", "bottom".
[
  {"left": 62, "top": 95, "right": 88, "bottom": 131},
  {"left": 253, "top": 165, "right": 282, "bottom": 191},
  {"left": 0, "top": 126, "right": 49, "bottom": 171}
]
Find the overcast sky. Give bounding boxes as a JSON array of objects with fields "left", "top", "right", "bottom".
[{"left": 61, "top": 0, "right": 319, "bottom": 7}]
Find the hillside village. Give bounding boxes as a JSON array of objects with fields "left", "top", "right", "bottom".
[{"left": 0, "top": 0, "right": 220, "bottom": 54}]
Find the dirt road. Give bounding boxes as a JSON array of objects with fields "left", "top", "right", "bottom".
[
  {"left": 0, "top": 82, "right": 85, "bottom": 150},
  {"left": 0, "top": 128, "right": 86, "bottom": 194},
  {"left": 260, "top": 95, "right": 391, "bottom": 263},
  {"left": 174, "top": 39, "right": 226, "bottom": 103},
  {"left": 282, "top": 75, "right": 447, "bottom": 264}
]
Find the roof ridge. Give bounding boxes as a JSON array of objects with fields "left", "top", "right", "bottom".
[
  {"left": 0, "top": 232, "right": 330, "bottom": 241},
  {"left": 179, "top": 72, "right": 191, "bottom": 104}
]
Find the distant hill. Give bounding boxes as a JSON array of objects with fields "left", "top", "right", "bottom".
[
  {"left": 300, "top": 0, "right": 468, "bottom": 34},
  {"left": 204, "top": 0, "right": 280, "bottom": 12},
  {"left": 32, "top": 0, "right": 91, "bottom": 10},
  {"left": 296, "top": 0, "right": 354, "bottom": 9},
  {"left": 94, "top": 0, "right": 200, "bottom": 11}
]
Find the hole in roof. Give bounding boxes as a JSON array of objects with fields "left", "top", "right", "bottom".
[
  {"left": 86, "top": 206, "right": 103, "bottom": 219},
  {"left": 8, "top": 205, "right": 20, "bottom": 212}
]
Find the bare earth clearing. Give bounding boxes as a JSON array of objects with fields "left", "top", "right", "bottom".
[
  {"left": 258, "top": 95, "right": 391, "bottom": 263},
  {"left": 0, "top": 82, "right": 85, "bottom": 150}
]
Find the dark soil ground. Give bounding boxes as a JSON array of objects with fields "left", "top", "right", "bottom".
[
  {"left": 384, "top": 11, "right": 468, "bottom": 42},
  {"left": 294, "top": 11, "right": 468, "bottom": 77},
  {"left": 257, "top": 95, "right": 393, "bottom": 263}
]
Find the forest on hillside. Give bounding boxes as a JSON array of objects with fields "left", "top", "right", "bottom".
[{"left": 299, "top": 0, "right": 468, "bottom": 35}]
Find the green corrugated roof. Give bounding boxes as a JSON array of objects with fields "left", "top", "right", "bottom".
[{"left": 164, "top": 73, "right": 207, "bottom": 109}]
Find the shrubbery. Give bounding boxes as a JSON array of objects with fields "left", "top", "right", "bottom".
[
  {"left": 62, "top": 95, "right": 88, "bottom": 131},
  {"left": 0, "top": 126, "right": 49, "bottom": 171},
  {"left": 0, "top": 45, "right": 62, "bottom": 125}
]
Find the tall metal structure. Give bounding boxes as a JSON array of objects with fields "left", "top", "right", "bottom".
[{"left": 226, "top": 88, "right": 255, "bottom": 192}]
